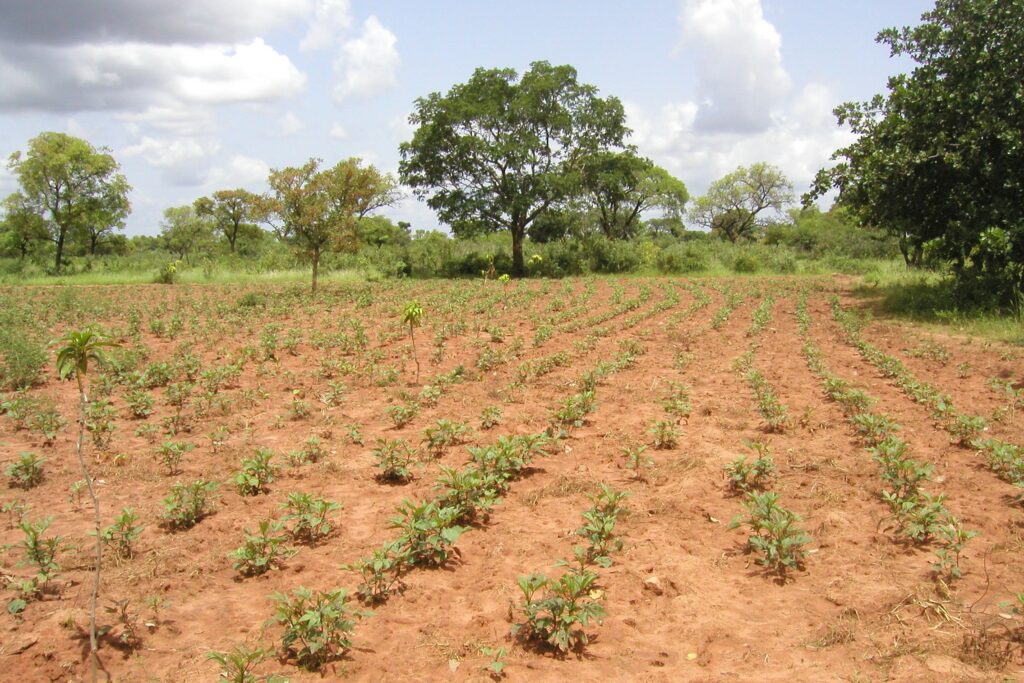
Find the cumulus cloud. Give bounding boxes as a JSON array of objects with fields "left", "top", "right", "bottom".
[
  {"left": 679, "top": 0, "right": 791, "bottom": 133},
  {"left": 0, "top": 0, "right": 310, "bottom": 46},
  {"left": 300, "top": 0, "right": 353, "bottom": 51},
  {"left": 0, "top": 0, "right": 307, "bottom": 115},
  {"left": 332, "top": 16, "right": 400, "bottom": 102},
  {"left": 116, "top": 105, "right": 217, "bottom": 137},
  {"left": 623, "top": 1, "right": 851, "bottom": 205},
  {"left": 328, "top": 123, "right": 349, "bottom": 139}
]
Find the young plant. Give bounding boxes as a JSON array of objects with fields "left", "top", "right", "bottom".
[
  {"left": 402, "top": 301, "right": 424, "bottom": 382},
  {"left": 422, "top": 419, "right": 469, "bottom": 457},
  {"left": 124, "top": 388, "right": 154, "bottom": 419},
  {"left": 931, "top": 516, "right": 978, "bottom": 584},
  {"left": 435, "top": 465, "right": 502, "bottom": 524},
  {"left": 157, "top": 440, "right": 194, "bottom": 476},
  {"left": 207, "top": 643, "right": 287, "bottom": 683},
  {"left": 389, "top": 499, "right": 466, "bottom": 568},
  {"left": 5, "top": 452, "right": 44, "bottom": 489},
  {"left": 724, "top": 440, "right": 775, "bottom": 493},
  {"left": 386, "top": 402, "right": 419, "bottom": 429},
  {"left": 161, "top": 480, "right": 219, "bottom": 530},
  {"left": 269, "top": 587, "right": 368, "bottom": 671},
  {"left": 622, "top": 444, "right": 653, "bottom": 481},
  {"left": 280, "top": 492, "right": 341, "bottom": 544},
  {"left": 342, "top": 540, "right": 407, "bottom": 604},
  {"left": 649, "top": 419, "right": 679, "bottom": 450},
  {"left": 18, "top": 517, "right": 63, "bottom": 592},
  {"left": 479, "top": 405, "right": 502, "bottom": 430},
  {"left": 731, "top": 491, "right": 811, "bottom": 577},
  {"left": 949, "top": 414, "right": 986, "bottom": 447},
  {"left": 98, "top": 508, "right": 144, "bottom": 559},
  {"left": 230, "top": 519, "right": 293, "bottom": 577},
  {"left": 511, "top": 569, "right": 605, "bottom": 654},
  {"left": 373, "top": 438, "right": 416, "bottom": 483},
  {"left": 234, "top": 448, "right": 277, "bottom": 496}
]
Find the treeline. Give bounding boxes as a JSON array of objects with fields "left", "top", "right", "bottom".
[{"left": 0, "top": 202, "right": 898, "bottom": 281}]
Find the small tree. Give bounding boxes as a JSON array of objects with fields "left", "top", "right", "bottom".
[
  {"left": 55, "top": 329, "right": 117, "bottom": 682},
  {"left": 193, "top": 189, "right": 261, "bottom": 254},
  {"left": 0, "top": 193, "right": 49, "bottom": 260},
  {"left": 689, "top": 163, "right": 793, "bottom": 242},
  {"left": 262, "top": 158, "right": 399, "bottom": 293},
  {"left": 159, "top": 205, "right": 215, "bottom": 264},
  {"left": 579, "top": 151, "right": 689, "bottom": 240},
  {"left": 402, "top": 301, "right": 424, "bottom": 382}
]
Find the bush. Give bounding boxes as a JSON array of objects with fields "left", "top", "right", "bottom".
[
  {"left": 0, "top": 331, "right": 47, "bottom": 391},
  {"left": 731, "top": 253, "right": 761, "bottom": 273},
  {"left": 656, "top": 243, "right": 710, "bottom": 273}
]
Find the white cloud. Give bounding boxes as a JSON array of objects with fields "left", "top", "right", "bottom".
[
  {"left": 205, "top": 155, "right": 271, "bottom": 189},
  {"left": 0, "top": 39, "right": 306, "bottom": 112},
  {"left": 332, "top": 16, "right": 399, "bottom": 102},
  {"left": 625, "top": 83, "right": 853, "bottom": 203},
  {"left": 328, "top": 123, "right": 348, "bottom": 139},
  {"left": 679, "top": 0, "right": 791, "bottom": 133},
  {"left": 300, "top": 0, "right": 353, "bottom": 51},
  {"left": 281, "top": 111, "right": 305, "bottom": 136},
  {"left": 123, "top": 136, "right": 220, "bottom": 168},
  {"left": 116, "top": 105, "right": 216, "bottom": 137},
  {"left": 623, "top": 1, "right": 852, "bottom": 205}
]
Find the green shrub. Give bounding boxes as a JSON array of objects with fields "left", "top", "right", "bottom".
[{"left": 5, "top": 452, "right": 44, "bottom": 489}]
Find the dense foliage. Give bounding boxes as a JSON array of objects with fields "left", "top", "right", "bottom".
[{"left": 809, "top": 0, "right": 1024, "bottom": 308}]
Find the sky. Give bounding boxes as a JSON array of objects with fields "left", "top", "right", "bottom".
[{"left": 0, "top": 0, "right": 935, "bottom": 236}]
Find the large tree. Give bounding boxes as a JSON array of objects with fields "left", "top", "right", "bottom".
[
  {"left": 689, "top": 163, "right": 793, "bottom": 242},
  {"left": 7, "top": 132, "right": 130, "bottom": 272},
  {"left": 579, "top": 151, "right": 688, "bottom": 240},
  {"left": 193, "top": 189, "right": 261, "bottom": 254},
  {"left": 262, "top": 157, "right": 398, "bottom": 293},
  {"left": 399, "top": 61, "right": 629, "bottom": 276},
  {"left": 807, "top": 0, "right": 1024, "bottom": 299}
]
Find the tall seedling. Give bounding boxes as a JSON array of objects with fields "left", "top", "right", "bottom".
[
  {"left": 403, "top": 301, "right": 424, "bottom": 383},
  {"left": 55, "top": 329, "right": 117, "bottom": 682}
]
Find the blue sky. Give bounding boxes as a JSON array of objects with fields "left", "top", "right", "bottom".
[{"left": 0, "top": 0, "right": 933, "bottom": 236}]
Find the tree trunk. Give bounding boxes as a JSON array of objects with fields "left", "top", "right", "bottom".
[
  {"left": 54, "top": 228, "right": 66, "bottom": 273},
  {"left": 89, "top": 231, "right": 98, "bottom": 255},
  {"left": 75, "top": 374, "right": 101, "bottom": 682},
  {"left": 511, "top": 225, "right": 525, "bottom": 278},
  {"left": 311, "top": 249, "right": 320, "bottom": 294}
]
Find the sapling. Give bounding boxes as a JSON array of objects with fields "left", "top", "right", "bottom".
[
  {"left": 402, "top": 300, "right": 424, "bottom": 383},
  {"left": 55, "top": 329, "right": 117, "bottom": 681}
]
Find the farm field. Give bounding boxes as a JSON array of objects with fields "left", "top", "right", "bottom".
[{"left": 1, "top": 276, "right": 1023, "bottom": 682}]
